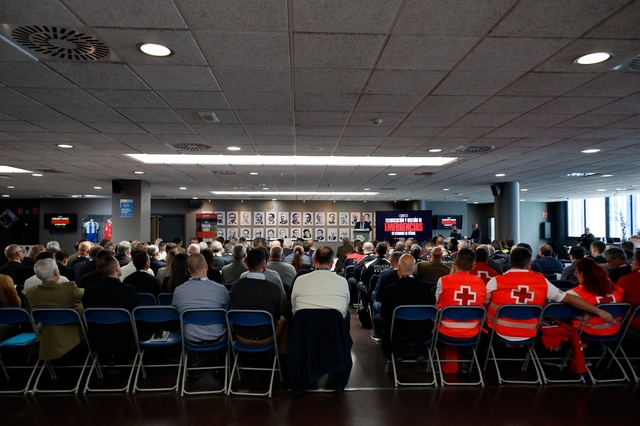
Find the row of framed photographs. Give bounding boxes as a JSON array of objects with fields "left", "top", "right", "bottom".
[
  {"left": 214, "top": 211, "right": 374, "bottom": 227},
  {"left": 218, "top": 227, "right": 352, "bottom": 242}
]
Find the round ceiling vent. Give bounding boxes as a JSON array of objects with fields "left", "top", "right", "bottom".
[
  {"left": 629, "top": 55, "right": 640, "bottom": 71},
  {"left": 11, "top": 26, "right": 110, "bottom": 61},
  {"left": 454, "top": 146, "right": 495, "bottom": 154},
  {"left": 172, "top": 143, "right": 213, "bottom": 151}
]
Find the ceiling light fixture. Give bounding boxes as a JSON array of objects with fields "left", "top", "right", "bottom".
[
  {"left": 574, "top": 52, "right": 611, "bottom": 65},
  {"left": 596, "top": 189, "right": 606, "bottom": 192},
  {"left": 443, "top": 188, "right": 450, "bottom": 191},
  {"left": 7, "top": 186, "right": 15, "bottom": 189},
  {"left": 179, "top": 187, "right": 187, "bottom": 190},
  {"left": 94, "top": 186, "right": 102, "bottom": 189},
  {"left": 57, "top": 144, "right": 74, "bottom": 149},
  {"left": 137, "top": 43, "right": 173, "bottom": 57},
  {"left": 126, "top": 154, "right": 458, "bottom": 167},
  {"left": 520, "top": 188, "right": 528, "bottom": 192},
  {"left": 602, "top": 174, "right": 613, "bottom": 177},
  {"left": 0, "top": 166, "right": 32, "bottom": 173},
  {"left": 428, "top": 148, "right": 443, "bottom": 153},
  {"left": 227, "top": 147, "right": 241, "bottom": 151},
  {"left": 249, "top": 172, "right": 259, "bottom": 175},
  {"left": 134, "top": 171, "right": 144, "bottom": 174},
  {"left": 262, "top": 187, "right": 269, "bottom": 190},
  {"left": 581, "top": 149, "right": 601, "bottom": 154},
  {"left": 387, "top": 173, "right": 397, "bottom": 176},
  {"left": 32, "top": 173, "right": 43, "bottom": 177},
  {"left": 473, "top": 202, "right": 478, "bottom": 204},
  {"left": 211, "top": 191, "right": 378, "bottom": 196},
  {"left": 364, "top": 188, "right": 370, "bottom": 191},
  {"left": 2, "top": 195, "right": 9, "bottom": 198},
  {"left": 495, "top": 173, "right": 506, "bottom": 177}
]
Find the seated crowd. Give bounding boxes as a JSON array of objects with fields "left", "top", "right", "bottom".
[{"left": 1, "top": 230, "right": 639, "bottom": 388}]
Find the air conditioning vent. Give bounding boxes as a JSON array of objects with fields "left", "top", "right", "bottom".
[
  {"left": 405, "top": 171, "right": 434, "bottom": 176},
  {"left": 455, "top": 146, "right": 495, "bottom": 154},
  {"left": 198, "top": 112, "right": 220, "bottom": 123},
  {"left": 3, "top": 25, "right": 118, "bottom": 62},
  {"left": 172, "top": 143, "right": 213, "bottom": 151},
  {"left": 630, "top": 55, "right": 640, "bottom": 71},
  {"left": 209, "top": 170, "right": 239, "bottom": 175}
]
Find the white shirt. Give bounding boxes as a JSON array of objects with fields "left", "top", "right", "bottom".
[
  {"left": 120, "top": 261, "right": 155, "bottom": 281},
  {"left": 291, "top": 270, "right": 350, "bottom": 318},
  {"left": 23, "top": 274, "right": 69, "bottom": 294}
]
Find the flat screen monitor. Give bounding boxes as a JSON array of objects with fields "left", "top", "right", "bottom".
[
  {"left": 434, "top": 215, "right": 463, "bottom": 230},
  {"left": 44, "top": 213, "right": 77, "bottom": 232}
]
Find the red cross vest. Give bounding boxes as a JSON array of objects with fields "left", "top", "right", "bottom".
[
  {"left": 486, "top": 272, "right": 548, "bottom": 339},
  {"left": 437, "top": 273, "right": 487, "bottom": 338},
  {"left": 469, "top": 262, "right": 497, "bottom": 284},
  {"left": 571, "top": 284, "right": 625, "bottom": 336}
]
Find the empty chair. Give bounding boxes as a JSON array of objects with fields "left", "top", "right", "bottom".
[
  {"left": 226, "top": 310, "right": 282, "bottom": 397},
  {"left": 82, "top": 308, "right": 138, "bottom": 394},
  {"left": 483, "top": 304, "right": 544, "bottom": 385},
  {"left": 611, "top": 305, "right": 640, "bottom": 383},
  {"left": 138, "top": 293, "right": 157, "bottom": 306},
  {"left": 0, "top": 308, "right": 39, "bottom": 394},
  {"left": 179, "top": 308, "right": 229, "bottom": 396},
  {"left": 132, "top": 306, "right": 182, "bottom": 393},
  {"left": 433, "top": 306, "right": 486, "bottom": 386},
  {"left": 388, "top": 305, "right": 438, "bottom": 387},
  {"left": 157, "top": 293, "right": 173, "bottom": 306},
  {"left": 29, "top": 308, "right": 93, "bottom": 395}
]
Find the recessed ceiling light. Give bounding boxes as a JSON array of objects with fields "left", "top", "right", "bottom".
[
  {"left": 212, "top": 191, "right": 378, "bottom": 196},
  {"left": 94, "top": 186, "right": 102, "bottom": 189},
  {"left": 179, "top": 187, "right": 187, "bottom": 190},
  {"left": 387, "top": 173, "right": 397, "bottom": 176},
  {"left": 192, "top": 197, "right": 198, "bottom": 199},
  {"left": 125, "top": 154, "right": 459, "bottom": 167},
  {"left": 0, "top": 166, "right": 31, "bottom": 173},
  {"left": 364, "top": 188, "right": 370, "bottom": 191},
  {"left": 574, "top": 52, "right": 611, "bottom": 65},
  {"left": 137, "top": 43, "right": 173, "bottom": 57},
  {"left": 249, "top": 172, "right": 259, "bottom": 175},
  {"left": 495, "top": 173, "right": 506, "bottom": 177},
  {"left": 443, "top": 188, "right": 450, "bottom": 191},
  {"left": 520, "top": 199, "right": 525, "bottom": 202},
  {"left": 602, "top": 174, "right": 613, "bottom": 177},
  {"left": 57, "top": 144, "right": 74, "bottom": 149},
  {"left": 520, "top": 188, "right": 528, "bottom": 192},
  {"left": 32, "top": 173, "right": 43, "bottom": 177},
  {"left": 272, "top": 198, "right": 277, "bottom": 201},
  {"left": 2, "top": 194, "right": 9, "bottom": 198},
  {"left": 7, "top": 186, "right": 15, "bottom": 189},
  {"left": 428, "top": 149, "right": 443, "bottom": 153},
  {"left": 473, "top": 202, "right": 478, "bottom": 204},
  {"left": 134, "top": 171, "right": 144, "bottom": 174},
  {"left": 227, "top": 146, "right": 241, "bottom": 151},
  {"left": 262, "top": 187, "right": 269, "bottom": 190},
  {"left": 581, "top": 149, "right": 601, "bottom": 154},
  {"left": 71, "top": 195, "right": 81, "bottom": 198},
  {"left": 596, "top": 189, "right": 606, "bottom": 192},
  {"left": 404, "top": 198, "right": 410, "bottom": 201}
]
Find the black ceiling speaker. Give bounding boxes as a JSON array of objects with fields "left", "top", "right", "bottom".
[
  {"left": 189, "top": 200, "right": 203, "bottom": 209},
  {"left": 490, "top": 184, "right": 501, "bottom": 197}
]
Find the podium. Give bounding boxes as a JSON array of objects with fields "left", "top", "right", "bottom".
[{"left": 353, "top": 229, "right": 370, "bottom": 242}]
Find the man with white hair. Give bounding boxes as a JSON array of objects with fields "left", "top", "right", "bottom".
[
  {"left": 266, "top": 246, "right": 296, "bottom": 292},
  {"left": 0, "top": 244, "right": 35, "bottom": 285},
  {"left": 147, "top": 245, "right": 165, "bottom": 275},
  {"left": 209, "top": 241, "right": 228, "bottom": 270},
  {"left": 46, "top": 241, "right": 60, "bottom": 252},
  {"left": 68, "top": 241, "right": 92, "bottom": 268},
  {"left": 26, "top": 258, "right": 84, "bottom": 360},
  {"left": 187, "top": 243, "right": 201, "bottom": 256},
  {"left": 115, "top": 241, "right": 132, "bottom": 267}
]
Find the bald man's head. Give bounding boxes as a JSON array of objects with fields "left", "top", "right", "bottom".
[
  {"left": 187, "top": 253, "right": 206, "bottom": 275},
  {"left": 397, "top": 254, "right": 415, "bottom": 277},
  {"left": 187, "top": 243, "right": 201, "bottom": 255},
  {"left": 431, "top": 246, "right": 444, "bottom": 261}
]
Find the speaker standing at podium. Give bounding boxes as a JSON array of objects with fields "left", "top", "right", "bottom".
[{"left": 354, "top": 215, "right": 372, "bottom": 232}]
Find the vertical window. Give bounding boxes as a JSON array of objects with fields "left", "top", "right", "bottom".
[
  {"left": 609, "top": 195, "right": 631, "bottom": 239},
  {"left": 568, "top": 199, "right": 585, "bottom": 237},
  {"left": 632, "top": 194, "right": 640, "bottom": 236},
  {"left": 585, "top": 198, "right": 606, "bottom": 238}
]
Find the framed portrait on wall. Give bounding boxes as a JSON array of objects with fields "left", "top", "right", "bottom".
[
  {"left": 240, "top": 228, "right": 251, "bottom": 239},
  {"left": 227, "top": 228, "right": 238, "bottom": 239},
  {"left": 266, "top": 212, "right": 277, "bottom": 226},
  {"left": 290, "top": 228, "right": 301, "bottom": 239},
  {"left": 326, "top": 212, "right": 337, "bottom": 226},
  {"left": 217, "top": 228, "right": 225, "bottom": 239},
  {"left": 266, "top": 228, "right": 277, "bottom": 240},
  {"left": 303, "top": 212, "right": 313, "bottom": 226},
  {"left": 227, "top": 211, "right": 238, "bottom": 226},
  {"left": 214, "top": 211, "right": 225, "bottom": 226},
  {"left": 339, "top": 228, "right": 350, "bottom": 240},
  {"left": 315, "top": 228, "right": 326, "bottom": 242},
  {"left": 253, "top": 228, "right": 264, "bottom": 239},
  {"left": 315, "top": 212, "right": 325, "bottom": 226},
  {"left": 278, "top": 228, "right": 288, "bottom": 239},
  {"left": 327, "top": 228, "right": 338, "bottom": 241},
  {"left": 291, "top": 212, "right": 302, "bottom": 226},
  {"left": 362, "top": 212, "right": 373, "bottom": 225},
  {"left": 240, "top": 212, "right": 251, "bottom": 226},
  {"left": 339, "top": 212, "right": 349, "bottom": 226},
  {"left": 278, "top": 212, "right": 289, "bottom": 226},
  {"left": 254, "top": 211, "right": 264, "bottom": 226},
  {"left": 302, "top": 228, "right": 312, "bottom": 239},
  {"left": 350, "top": 212, "right": 360, "bottom": 225}
]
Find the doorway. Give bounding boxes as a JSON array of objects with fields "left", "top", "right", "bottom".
[{"left": 151, "top": 214, "right": 185, "bottom": 243}]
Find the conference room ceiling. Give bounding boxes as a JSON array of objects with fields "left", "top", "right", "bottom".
[{"left": 1, "top": 0, "right": 640, "bottom": 203}]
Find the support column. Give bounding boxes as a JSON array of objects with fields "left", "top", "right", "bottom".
[
  {"left": 111, "top": 179, "right": 151, "bottom": 243},
  {"left": 493, "top": 182, "right": 520, "bottom": 243}
]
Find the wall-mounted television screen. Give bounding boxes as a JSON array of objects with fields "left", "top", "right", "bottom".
[
  {"left": 44, "top": 214, "right": 78, "bottom": 232},
  {"left": 434, "top": 215, "right": 463, "bottom": 230}
]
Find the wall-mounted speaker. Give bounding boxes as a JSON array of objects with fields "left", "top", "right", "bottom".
[
  {"left": 490, "top": 184, "right": 501, "bottom": 197},
  {"left": 189, "top": 200, "right": 203, "bottom": 209},
  {"left": 112, "top": 180, "right": 122, "bottom": 193}
]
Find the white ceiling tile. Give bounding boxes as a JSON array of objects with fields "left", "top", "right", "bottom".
[
  {"left": 364, "top": 70, "right": 446, "bottom": 95},
  {"left": 437, "top": 127, "right": 492, "bottom": 138},
  {"left": 189, "top": 124, "right": 246, "bottom": 136},
  {"left": 295, "top": 93, "right": 357, "bottom": 112},
  {"left": 343, "top": 126, "right": 393, "bottom": 137},
  {"left": 403, "top": 112, "right": 464, "bottom": 127},
  {"left": 356, "top": 94, "right": 422, "bottom": 113},
  {"left": 530, "top": 97, "right": 619, "bottom": 115},
  {"left": 453, "top": 113, "right": 520, "bottom": 128},
  {"left": 179, "top": 0, "right": 287, "bottom": 32},
  {"left": 0, "top": 121, "right": 47, "bottom": 132},
  {"left": 295, "top": 126, "right": 343, "bottom": 136},
  {"left": 244, "top": 125, "right": 293, "bottom": 136},
  {"left": 295, "top": 112, "right": 350, "bottom": 126},
  {"left": 214, "top": 67, "right": 291, "bottom": 92},
  {"left": 198, "top": 31, "right": 289, "bottom": 68},
  {"left": 0, "top": 62, "right": 76, "bottom": 89},
  {"left": 56, "top": 106, "right": 129, "bottom": 122},
  {"left": 295, "top": 34, "right": 385, "bottom": 68},
  {"left": 474, "top": 96, "right": 554, "bottom": 114},
  {"left": 0, "top": 105, "right": 73, "bottom": 122},
  {"left": 498, "top": 72, "right": 600, "bottom": 96},
  {"left": 117, "top": 108, "right": 185, "bottom": 123},
  {"left": 226, "top": 91, "right": 291, "bottom": 111},
  {"left": 295, "top": 68, "right": 368, "bottom": 94},
  {"left": 87, "top": 122, "right": 147, "bottom": 134},
  {"left": 46, "top": 62, "right": 150, "bottom": 90},
  {"left": 585, "top": 94, "right": 640, "bottom": 115},
  {"left": 391, "top": 126, "right": 444, "bottom": 138},
  {"left": 377, "top": 36, "right": 478, "bottom": 70},
  {"left": 130, "top": 65, "right": 221, "bottom": 91},
  {"left": 87, "top": 89, "right": 168, "bottom": 108},
  {"left": 2, "top": 0, "right": 82, "bottom": 24},
  {"left": 155, "top": 91, "right": 230, "bottom": 109},
  {"left": 64, "top": 0, "right": 187, "bottom": 28},
  {"left": 294, "top": 0, "right": 400, "bottom": 33},
  {"left": 505, "top": 113, "right": 575, "bottom": 127},
  {"left": 555, "top": 114, "right": 632, "bottom": 128},
  {"left": 490, "top": 0, "right": 629, "bottom": 37},
  {"left": 434, "top": 71, "right": 523, "bottom": 96},
  {"left": 0, "top": 87, "right": 40, "bottom": 106},
  {"left": 30, "top": 121, "right": 96, "bottom": 133},
  {"left": 414, "top": 95, "right": 488, "bottom": 114},
  {"left": 585, "top": 0, "right": 640, "bottom": 39},
  {"left": 235, "top": 110, "right": 292, "bottom": 125}
]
